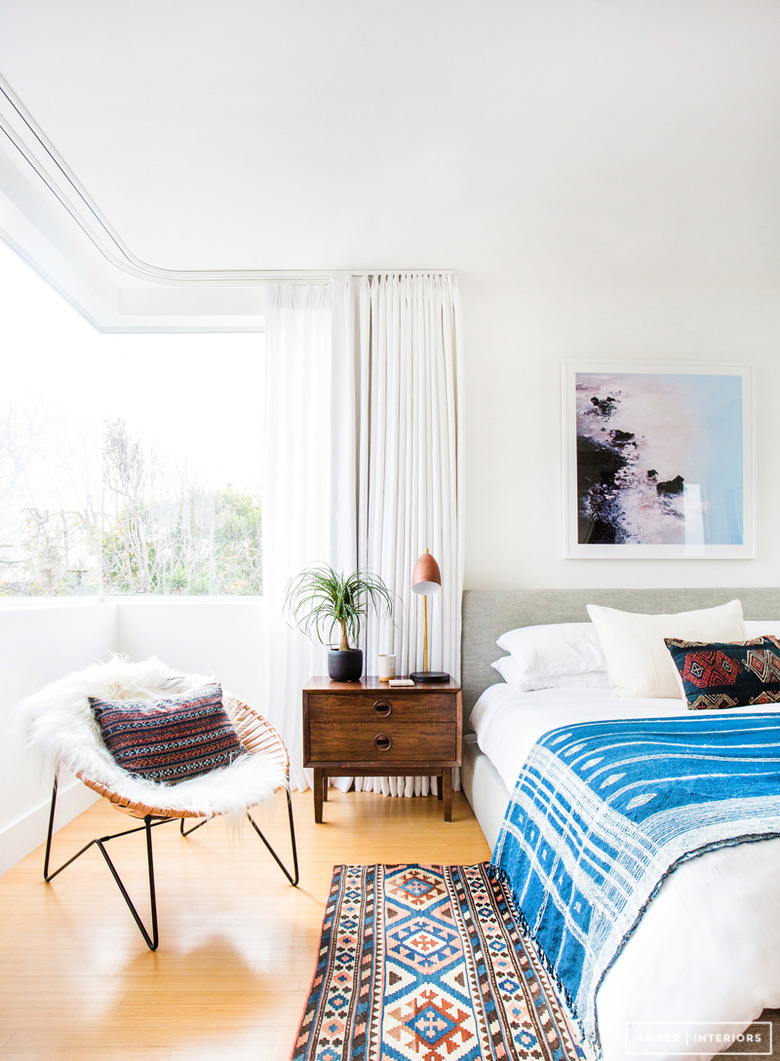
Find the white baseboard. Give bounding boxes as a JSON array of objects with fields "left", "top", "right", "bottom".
[{"left": 0, "top": 780, "right": 99, "bottom": 876}]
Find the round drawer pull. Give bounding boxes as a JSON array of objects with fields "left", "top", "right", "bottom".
[
  {"left": 374, "top": 734, "right": 393, "bottom": 752},
  {"left": 373, "top": 699, "right": 392, "bottom": 717}
]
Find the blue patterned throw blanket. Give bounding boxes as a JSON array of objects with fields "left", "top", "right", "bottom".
[{"left": 491, "top": 712, "right": 780, "bottom": 1053}]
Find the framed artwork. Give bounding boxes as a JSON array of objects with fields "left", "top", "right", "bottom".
[{"left": 563, "top": 362, "right": 754, "bottom": 559}]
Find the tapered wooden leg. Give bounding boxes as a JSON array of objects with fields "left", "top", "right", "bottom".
[
  {"left": 313, "top": 769, "right": 324, "bottom": 823},
  {"left": 442, "top": 768, "right": 453, "bottom": 822}
]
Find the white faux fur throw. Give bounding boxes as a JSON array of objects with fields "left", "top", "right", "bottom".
[{"left": 15, "top": 655, "right": 286, "bottom": 818}]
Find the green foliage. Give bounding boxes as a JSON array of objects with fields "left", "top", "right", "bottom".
[
  {"left": 213, "top": 488, "right": 262, "bottom": 594},
  {"left": 0, "top": 408, "right": 263, "bottom": 598},
  {"left": 99, "top": 419, "right": 263, "bottom": 596},
  {"left": 101, "top": 486, "right": 262, "bottom": 595},
  {"left": 284, "top": 563, "right": 394, "bottom": 650},
  {"left": 0, "top": 508, "right": 99, "bottom": 596},
  {"left": 0, "top": 416, "right": 263, "bottom": 598}
]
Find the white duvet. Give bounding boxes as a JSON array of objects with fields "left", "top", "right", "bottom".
[{"left": 472, "top": 684, "right": 780, "bottom": 1061}]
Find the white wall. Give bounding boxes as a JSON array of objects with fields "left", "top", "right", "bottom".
[
  {"left": 0, "top": 601, "right": 117, "bottom": 873},
  {"left": 458, "top": 5, "right": 780, "bottom": 591},
  {"left": 462, "top": 288, "right": 780, "bottom": 590},
  {"left": 115, "top": 598, "right": 265, "bottom": 709}
]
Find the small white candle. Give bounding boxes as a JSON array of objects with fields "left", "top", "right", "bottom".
[{"left": 378, "top": 654, "right": 396, "bottom": 681}]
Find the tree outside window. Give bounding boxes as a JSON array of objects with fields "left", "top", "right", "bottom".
[{"left": 0, "top": 241, "right": 264, "bottom": 598}]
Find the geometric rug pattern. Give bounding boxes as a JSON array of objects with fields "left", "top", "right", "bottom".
[{"left": 290, "top": 863, "right": 584, "bottom": 1061}]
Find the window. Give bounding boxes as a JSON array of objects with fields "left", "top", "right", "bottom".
[{"left": 0, "top": 243, "right": 264, "bottom": 597}]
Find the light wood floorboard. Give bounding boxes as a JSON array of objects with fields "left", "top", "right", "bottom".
[{"left": 0, "top": 787, "right": 490, "bottom": 1060}]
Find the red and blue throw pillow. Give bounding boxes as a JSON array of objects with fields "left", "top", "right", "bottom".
[
  {"left": 665, "top": 636, "right": 780, "bottom": 710},
  {"left": 90, "top": 682, "right": 248, "bottom": 783}
]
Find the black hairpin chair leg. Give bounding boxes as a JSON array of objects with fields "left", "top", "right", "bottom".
[
  {"left": 44, "top": 776, "right": 172, "bottom": 950},
  {"left": 246, "top": 786, "right": 300, "bottom": 886},
  {"left": 43, "top": 774, "right": 299, "bottom": 949}
]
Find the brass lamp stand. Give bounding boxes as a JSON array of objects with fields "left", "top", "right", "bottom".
[{"left": 410, "top": 549, "right": 449, "bottom": 683}]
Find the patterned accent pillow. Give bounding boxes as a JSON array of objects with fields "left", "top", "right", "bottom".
[
  {"left": 664, "top": 636, "right": 780, "bottom": 710},
  {"left": 90, "top": 682, "right": 248, "bottom": 783}
]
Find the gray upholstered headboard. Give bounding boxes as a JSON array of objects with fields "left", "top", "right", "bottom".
[{"left": 461, "top": 587, "right": 780, "bottom": 725}]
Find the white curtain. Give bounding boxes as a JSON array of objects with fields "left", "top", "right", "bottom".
[
  {"left": 261, "top": 283, "right": 332, "bottom": 791},
  {"left": 262, "top": 273, "right": 463, "bottom": 796},
  {"left": 331, "top": 272, "right": 464, "bottom": 797}
]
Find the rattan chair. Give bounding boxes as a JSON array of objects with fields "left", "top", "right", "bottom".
[{"left": 21, "top": 660, "right": 299, "bottom": 950}]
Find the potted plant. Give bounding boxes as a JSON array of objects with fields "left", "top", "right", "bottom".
[{"left": 284, "top": 563, "right": 395, "bottom": 681}]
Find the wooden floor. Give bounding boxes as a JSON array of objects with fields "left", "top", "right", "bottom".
[{"left": 0, "top": 788, "right": 490, "bottom": 1060}]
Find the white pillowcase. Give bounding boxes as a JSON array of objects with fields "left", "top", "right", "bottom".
[
  {"left": 493, "top": 622, "right": 608, "bottom": 691},
  {"left": 587, "top": 599, "right": 746, "bottom": 699},
  {"left": 745, "top": 620, "right": 780, "bottom": 639},
  {"left": 491, "top": 653, "right": 611, "bottom": 691}
]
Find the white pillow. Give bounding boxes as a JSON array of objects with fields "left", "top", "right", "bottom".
[
  {"left": 745, "top": 620, "right": 780, "bottom": 638},
  {"left": 495, "top": 622, "right": 607, "bottom": 680},
  {"left": 587, "top": 599, "right": 746, "bottom": 699},
  {"left": 491, "top": 654, "right": 610, "bottom": 691}
]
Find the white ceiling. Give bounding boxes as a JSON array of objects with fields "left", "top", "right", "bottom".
[{"left": 0, "top": 0, "right": 778, "bottom": 322}]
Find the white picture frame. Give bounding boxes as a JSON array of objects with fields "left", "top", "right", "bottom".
[{"left": 563, "top": 361, "right": 754, "bottom": 559}]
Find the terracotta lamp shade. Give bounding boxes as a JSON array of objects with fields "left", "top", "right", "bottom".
[
  {"left": 410, "top": 550, "right": 449, "bottom": 684},
  {"left": 412, "top": 551, "right": 442, "bottom": 596}
]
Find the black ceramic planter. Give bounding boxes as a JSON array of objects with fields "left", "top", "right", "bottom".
[{"left": 328, "top": 648, "right": 364, "bottom": 682}]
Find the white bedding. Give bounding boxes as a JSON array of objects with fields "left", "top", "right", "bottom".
[{"left": 471, "top": 683, "right": 780, "bottom": 1061}]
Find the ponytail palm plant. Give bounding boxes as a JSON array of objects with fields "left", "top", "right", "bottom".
[
  {"left": 284, "top": 563, "right": 395, "bottom": 680},
  {"left": 285, "top": 563, "right": 395, "bottom": 649}
]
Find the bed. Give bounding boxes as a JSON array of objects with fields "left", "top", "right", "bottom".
[{"left": 460, "top": 587, "right": 780, "bottom": 1061}]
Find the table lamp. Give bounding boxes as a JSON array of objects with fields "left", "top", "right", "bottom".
[{"left": 410, "top": 549, "right": 450, "bottom": 683}]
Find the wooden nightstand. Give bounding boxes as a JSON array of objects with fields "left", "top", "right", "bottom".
[{"left": 302, "top": 676, "right": 462, "bottom": 824}]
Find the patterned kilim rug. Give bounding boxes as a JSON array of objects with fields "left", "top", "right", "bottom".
[{"left": 291, "top": 863, "right": 584, "bottom": 1061}]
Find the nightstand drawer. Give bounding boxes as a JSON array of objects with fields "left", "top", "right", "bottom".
[
  {"left": 308, "top": 721, "right": 457, "bottom": 762},
  {"left": 306, "top": 691, "right": 456, "bottom": 725}
]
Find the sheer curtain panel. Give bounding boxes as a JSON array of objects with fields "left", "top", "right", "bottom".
[
  {"left": 331, "top": 273, "right": 464, "bottom": 798},
  {"left": 261, "top": 283, "right": 332, "bottom": 791}
]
